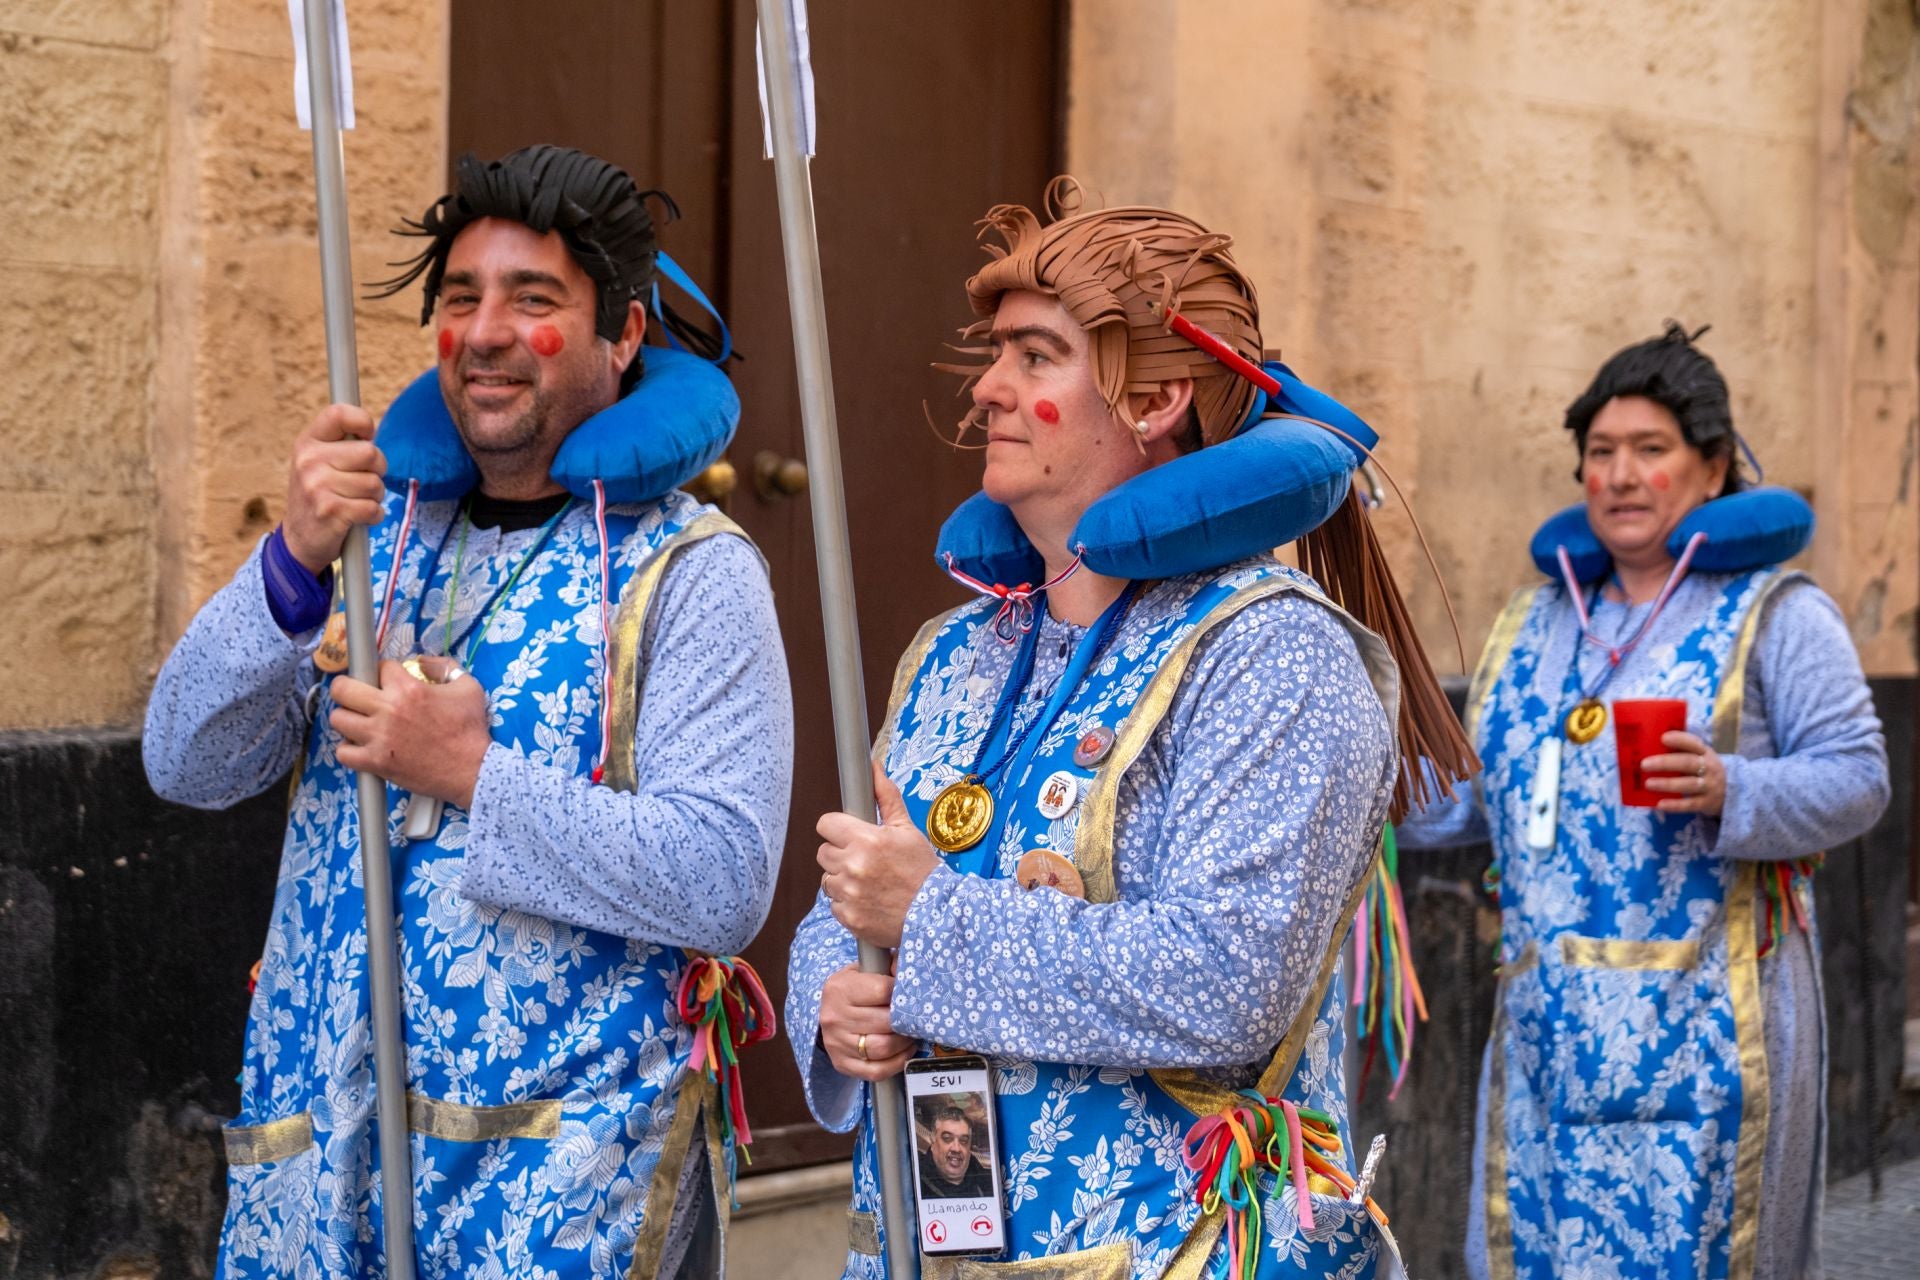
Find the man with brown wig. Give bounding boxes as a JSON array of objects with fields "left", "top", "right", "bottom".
[{"left": 787, "top": 181, "right": 1465, "bottom": 1278}]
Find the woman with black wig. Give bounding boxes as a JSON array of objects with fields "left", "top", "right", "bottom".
[{"left": 1401, "top": 324, "right": 1888, "bottom": 1280}]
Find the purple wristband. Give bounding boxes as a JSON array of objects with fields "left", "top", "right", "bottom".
[{"left": 262, "top": 526, "right": 335, "bottom": 635}]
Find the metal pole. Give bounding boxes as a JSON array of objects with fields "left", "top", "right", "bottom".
[
  {"left": 300, "top": 4, "right": 416, "bottom": 1274},
  {"left": 753, "top": 3, "right": 917, "bottom": 1275}
]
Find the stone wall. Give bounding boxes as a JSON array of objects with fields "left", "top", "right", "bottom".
[
  {"left": 0, "top": 0, "right": 447, "bottom": 733},
  {"left": 0, "top": 2, "right": 168, "bottom": 731},
  {"left": 1069, "top": 0, "right": 1920, "bottom": 676}
]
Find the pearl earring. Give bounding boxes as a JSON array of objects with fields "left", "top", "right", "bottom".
[{"left": 1133, "top": 420, "right": 1151, "bottom": 437}]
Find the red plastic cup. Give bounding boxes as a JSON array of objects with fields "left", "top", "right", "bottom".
[{"left": 1613, "top": 698, "right": 1689, "bottom": 807}]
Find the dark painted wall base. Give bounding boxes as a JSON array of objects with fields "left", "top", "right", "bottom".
[
  {"left": 0, "top": 729, "right": 283, "bottom": 1279},
  {"left": 0, "top": 680, "right": 1912, "bottom": 1276}
]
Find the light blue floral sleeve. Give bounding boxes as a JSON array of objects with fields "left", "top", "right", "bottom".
[
  {"left": 1393, "top": 580, "right": 1889, "bottom": 861},
  {"left": 461, "top": 534, "right": 792, "bottom": 954},
  {"left": 786, "top": 593, "right": 1396, "bottom": 1116},
  {"left": 143, "top": 539, "right": 319, "bottom": 808},
  {"left": 145, "top": 529, "right": 792, "bottom": 954},
  {"left": 1710, "top": 579, "right": 1889, "bottom": 860}
]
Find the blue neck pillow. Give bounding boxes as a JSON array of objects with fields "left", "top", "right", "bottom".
[
  {"left": 1529, "top": 485, "right": 1815, "bottom": 582},
  {"left": 937, "top": 362, "right": 1369, "bottom": 584},
  {"left": 376, "top": 344, "right": 739, "bottom": 504}
]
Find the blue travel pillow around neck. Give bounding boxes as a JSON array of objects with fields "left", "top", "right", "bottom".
[
  {"left": 936, "top": 362, "right": 1373, "bottom": 584},
  {"left": 1529, "top": 486, "right": 1815, "bottom": 582},
  {"left": 376, "top": 344, "right": 740, "bottom": 503}
]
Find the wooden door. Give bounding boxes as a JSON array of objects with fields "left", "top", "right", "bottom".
[{"left": 451, "top": 0, "right": 1064, "bottom": 1172}]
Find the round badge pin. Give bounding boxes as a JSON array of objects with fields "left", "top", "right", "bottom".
[
  {"left": 1072, "top": 724, "right": 1115, "bottom": 769},
  {"left": 1035, "top": 769, "right": 1079, "bottom": 820},
  {"left": 1014, "top": 848, "right": 1086, "bottom": 898}
]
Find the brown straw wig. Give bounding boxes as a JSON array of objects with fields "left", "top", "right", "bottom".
[
  {"left": 942, "top": 177, "right": 1478, "bottom": 818},
  {"left": 939, "top": 177, "right": 1263, "bottom": 448}
]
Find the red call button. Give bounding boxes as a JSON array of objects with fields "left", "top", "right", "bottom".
[
  {"left": 926, "top": 1221, "right": 947, "bottom": 1245},
  {"left": 971, "top": 1216, "right": 995, "bottom": 1236}
]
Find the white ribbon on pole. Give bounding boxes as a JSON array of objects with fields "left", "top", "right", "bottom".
[
  {"left": 288, "top": 0, "right": 355, "bottom": 130},
  {"left": 753, "top": 0, "right": 816, "bottom": 158}
]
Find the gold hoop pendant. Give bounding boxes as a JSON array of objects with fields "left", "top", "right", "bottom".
[
  {"left": 1565, "top": 699, "right": 1607, "bottom": 745},
  {"left": 926, "top": 777, "right": 993, "bottom": 853}
]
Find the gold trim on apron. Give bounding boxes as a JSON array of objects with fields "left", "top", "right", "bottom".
[
  {"left": 1476, "top": 570, "right": 1802, "bottom": 1280},
  {"left": 922, "top": 1240, "right": 1134, "bottom": 1280},
  {"left": 223, "top": 1112, "right": 314, "bottom": 1165},
  {"left": 1714, "top": 571, "right": 1801, "bottom": 1280},
  {"left": 1464, "top": 585, "right": 1545, "bottom": 744},
  {"left": 1072, "top": 579, "right": 1400, "bottom": 1280},
  {"left": 603, "top": 511, "right": 754, "bottom": 794},
  {"left": 847, "top": 1209, "right": 882, "bottom": 1256},
  {"left": 598, "top": 510, "right": 756, "bottom": 1278},
  {"left": 407, "top": 1092, "right": 560, "bottom": 1142},
  {"left": 1076, "top": 578, "right": 1400, "bottom": 908},
  {"left": 1557, "top": 935, "right": 1701, "bottom": 971},
  {"left": 626, "top": 1073, "right": 712, "bottom": 1280}
]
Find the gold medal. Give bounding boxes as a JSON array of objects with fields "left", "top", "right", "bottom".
[
  {"left": 926, "top": 777, "right": 993, "bottom": 853},
  {"left": 1014, "top": 848, "right": 1085, "bottom": 898},
  {"left": 313, "top": 611, "right": 350, "bottom": 673},
  {"left": 1565, "top": 698, "right": 1607, "bottom": 745}
]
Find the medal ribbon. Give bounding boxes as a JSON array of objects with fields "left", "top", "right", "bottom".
[
  {"left": 675, "top": 954, "right": 777, "bottom": 1158},
  {"left": 942, "top": 582, "right": 1140, "bottom": 874},
  {"left": 1553, "top": 530, "right": 1705, "bottom": 721},
  {"left": 406, "top": 496, "right": 576, "bottom": 664},
  {"left": 942, "top": 549, "right": 1085, "bottom": 642}
]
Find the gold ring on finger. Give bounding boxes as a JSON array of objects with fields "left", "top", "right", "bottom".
[{"left": 857, "top": 1033, "right": 869, "bottom": 1061}]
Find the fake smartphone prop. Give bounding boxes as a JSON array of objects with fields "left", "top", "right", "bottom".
[{"left": 904, "top": 1055, "right": 1007, "bottom": 1257}]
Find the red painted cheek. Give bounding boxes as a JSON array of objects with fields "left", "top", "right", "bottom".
[
  {"left": 1649, "top": 471, "right": 1671, "bottom": 491},
  {"left": 437, "top": 328, "right": 455, "bottom": 360},
  {"left": 1033, "top": 399, "right": 1060, "bottom": 425},
  {"left": 529, "top": 325, "right": 565, "bottom": 358},
  {"left": 1585, "top": 472, "right": 1603, "bottom": 495}
]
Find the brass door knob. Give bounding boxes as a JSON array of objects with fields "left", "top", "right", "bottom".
[
  {"left": 686, "top": 457, "right": 738, "bottom": 505},
  {"left": 754, "top": 451, "right": 810, "bottom": 500}
]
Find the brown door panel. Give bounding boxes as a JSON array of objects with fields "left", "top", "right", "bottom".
[{"left": 451, "top": 0, "right": 1062, "bottom": 1174}]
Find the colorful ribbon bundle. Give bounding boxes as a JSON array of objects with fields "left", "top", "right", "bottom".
[
  {"left": 675, "top": 955, "right": 777, "bottom": 1158},
  {"left": 1181, "top": 1091, "right": 1387, "bottom": 1280},
  {"left": 1758, "top": 855, "right": 1822, "bottom": 958},
  {"left": 1351, "top": 825, "right": 1428, "bottom": 1101}
]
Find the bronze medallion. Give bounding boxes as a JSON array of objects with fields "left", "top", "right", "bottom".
[
  {"left": 926, "top": 778, "right": 993, "bottom": 853},
  {"left": 1014, "top": 848, "right": 1085, "bottom": 898},
  {"left": 312, "top": 611, "right": 350, "bottom": 673},
  {"left": 1565, "top": 698, "right": 1607, "bottom": 745}
]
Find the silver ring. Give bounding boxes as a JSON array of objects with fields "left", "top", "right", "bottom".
[{"left": 1695, "top": 759, "right": 1706, "bottom": 777}]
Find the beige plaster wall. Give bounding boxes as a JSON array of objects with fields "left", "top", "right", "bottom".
[
  {"left": 0, "top": 0, "right": 448, "bottom": 730},
  {"left": 1069, "top": 0, "right": 1920, "bottom": 676}
]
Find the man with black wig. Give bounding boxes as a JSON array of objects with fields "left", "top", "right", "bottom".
[{"left": 145, "top": 145, "right": 792, "bottom": 1279}]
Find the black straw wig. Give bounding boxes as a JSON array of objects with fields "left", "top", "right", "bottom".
[
  {"left": 370, "top": 145, "right": 724, "bottom": 389},
  {"left": 1564, "top": 321, "right": 1744, "bottom": 494}
]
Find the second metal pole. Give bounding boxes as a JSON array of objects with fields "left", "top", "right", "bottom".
[{"left": 754, "top": 3, "right": 917, "bottom": 1276}]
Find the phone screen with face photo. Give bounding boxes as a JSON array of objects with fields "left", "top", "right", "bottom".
[{"left": 903, "top": 1055, "right": 1006, "bottom": 1257}]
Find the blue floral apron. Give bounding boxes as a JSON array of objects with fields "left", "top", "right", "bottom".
[{"left": 217, "top": 491, "right": 748, "bottom": 1280}]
